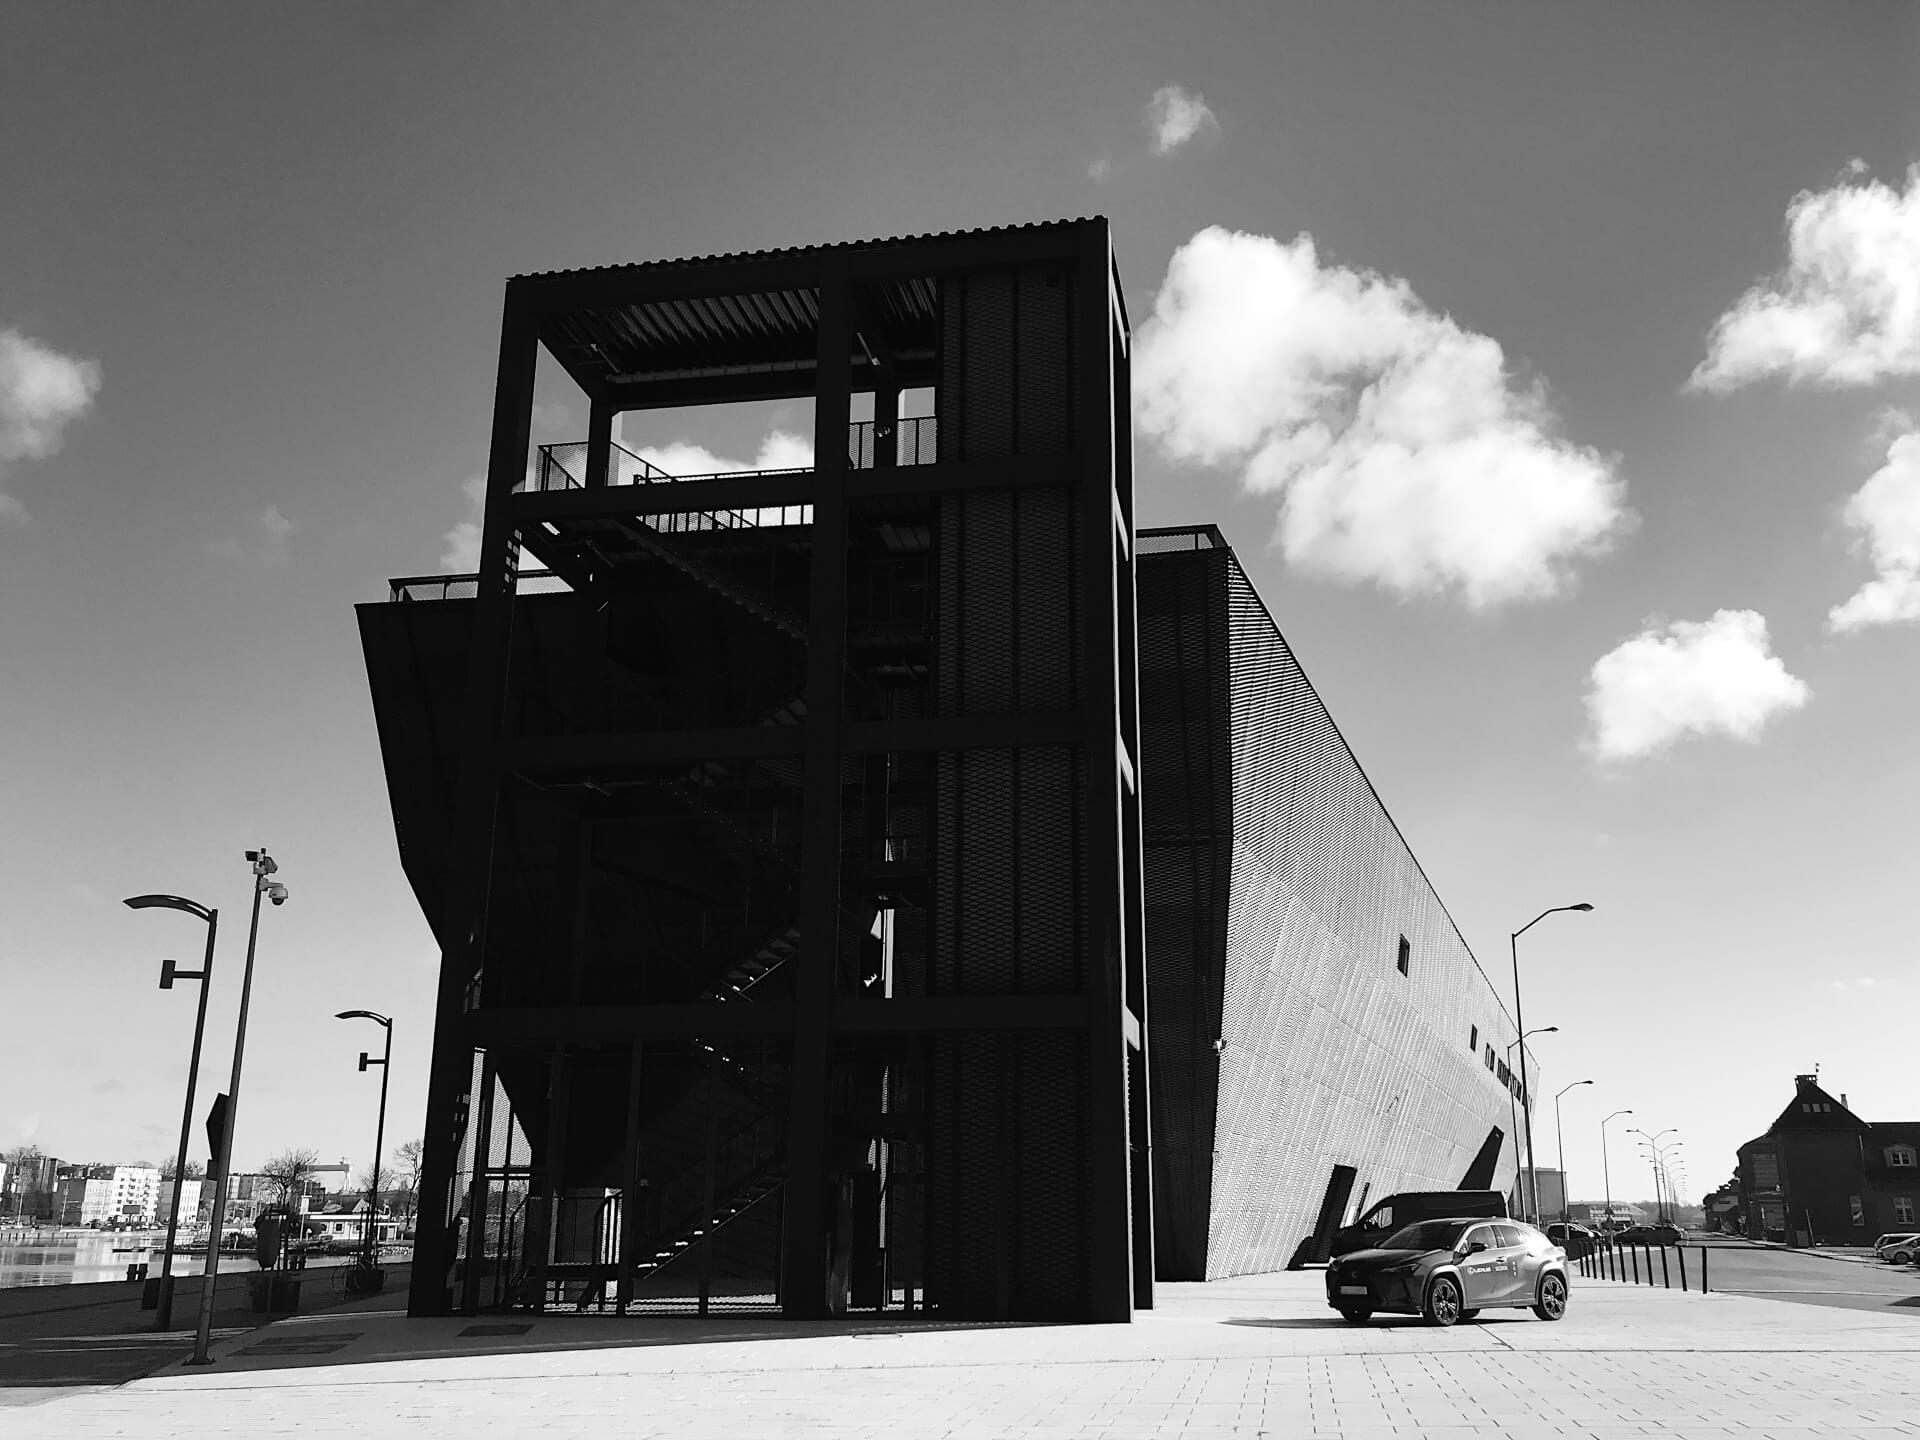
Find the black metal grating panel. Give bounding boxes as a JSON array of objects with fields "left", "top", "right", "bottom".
[
  {"left": 934, "top": 489, "right": 1080, "bottom": 718},
  {"left": 1136, "top": 546, "right": 1233, "bottom": 1280}
]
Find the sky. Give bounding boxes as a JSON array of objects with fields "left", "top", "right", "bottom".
[{"left": 4, "top": 0, "right": 1917, "bottom": 1213}]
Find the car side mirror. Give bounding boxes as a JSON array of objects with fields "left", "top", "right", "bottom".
[{"left": 1458, "top": 1240, "right": 1487, "bottom": 1256}]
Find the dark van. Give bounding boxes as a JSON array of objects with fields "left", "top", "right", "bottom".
[{"left": 1330, "top": 1190, "right": 1509, "bottom": 1257}]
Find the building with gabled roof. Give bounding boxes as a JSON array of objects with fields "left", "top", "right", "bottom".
[{"left": 1736, "top": 1073, "right": 1920, "bottom": 1242}]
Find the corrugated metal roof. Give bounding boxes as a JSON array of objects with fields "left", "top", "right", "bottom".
[
  {"left": 530, "top": 218, "right": 1104, "bottom": 393},
  {"left": 512, "top": 217, "right": 1102, "bottom": 284}
]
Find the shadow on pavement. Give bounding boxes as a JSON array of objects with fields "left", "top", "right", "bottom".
[{"left": 149, "top": 1303, "right": 1071, "bottom": 1380}]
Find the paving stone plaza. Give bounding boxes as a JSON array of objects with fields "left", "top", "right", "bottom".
[{"left": 14, "top": 1266, "right": 1917, "bottom": 1438}]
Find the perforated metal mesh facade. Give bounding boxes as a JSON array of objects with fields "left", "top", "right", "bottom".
[{"left": 1139, "top": 531, "right": 1526, "bottom": 1281}]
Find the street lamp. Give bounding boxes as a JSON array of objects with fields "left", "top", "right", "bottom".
[
  {"left": 1553, "top": 1080, "right": 1594, "bottom": 1224},
  {"left": 335, "top": 1009, "right": 392, "bottom": 1283},
  {"left": 1601, "top": 1109, "right": 1633, "bottom": 1230},
  {"left": 1634, "top": 1130, "right": 1681, "bottom": 1223},
  {"left": 1510, "top": 903, "right": 1593, "bottom": 1227},
  {"left": 1504, "top": 1027, "right": 1557, "bottom": 1223},
  {"left": 186, "top": 847, "right": 287, "bottom": 1367},
  {"left": 123, "top": 893, "right": 219, "bottom": 1331}
]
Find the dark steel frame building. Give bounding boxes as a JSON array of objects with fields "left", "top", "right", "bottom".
[
  {"left": 361, "top": 219, "right": 1533, "bottom": 1324},
  {"left": 362, "top": 220, "right": 1150, "bottom": 1322}
]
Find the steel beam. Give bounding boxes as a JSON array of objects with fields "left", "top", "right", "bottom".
[{"left": 463, "top": 994, "right": 1093, "bottom": 1046}]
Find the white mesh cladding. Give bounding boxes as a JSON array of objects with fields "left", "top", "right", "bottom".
[{"left": 1205, "top": 552, "right": 1526, "bottom": 1279}]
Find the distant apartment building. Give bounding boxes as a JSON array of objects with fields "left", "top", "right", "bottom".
[
  {"left": 53, "top": 1164, "right": 161, "bottom": 1226},
  {"left": 155, "top": 1177, "right": 208, "bottom": 1228}
]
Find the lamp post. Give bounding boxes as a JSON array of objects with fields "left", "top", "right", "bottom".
[
  {"left": 1553, "top": 1080, "right": 1594, "bottom": 1224},
  {"left": 186, "top": 847, "right": 287, "bottom": 1367},
  {"left": 123, "top": 893, "right": 219, "bottom": 1330},
  {"left": 1601, "top": 1109, "right": 1632, "bottom": 1230},
  {"left": 1633, "top": 1130, "right": 1680, "bottom": 1223},
  {"left": 1504, "top": 1027, "right": 1557, "bottom": 1223},
  {"left": 1510, "top": 903, "right": 1592, "bottom": 1227},
  {"left": 335, "top": 1010, "right": 392, "bottom": 1280}
]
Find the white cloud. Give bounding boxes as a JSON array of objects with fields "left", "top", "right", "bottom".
[
  {"left": 1134, "top": 227, "right": 1629, "bottom": 608},
  {"left": 632, "top": 430, "right": 814, "bottom": 478},
  {"left": 1691, "top": 162, "right": 1920, "bottom": 391},
  {"left": 1585, "top": 610, "right": 1810, "bottom": 762},
  {"left": 0, "top": 326, "right": 102, "bottom": 521},
  {"left": 211, "top": 505, "right": 298, "bottom": 566},
  {"left": 1829, "top": 425, "right": 1920, "bottom": 631},
  {"left": 441, "top": 474, "right": 487, "bottom": 572},
  {"left": 1146, "top": 85, "right": 1219, "bottom": 155},
  {"left": 1087, "top": 155, "right": 1114, "bottom": 184}
]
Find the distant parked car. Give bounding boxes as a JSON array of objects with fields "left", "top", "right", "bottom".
[
  {"left": 1872, "top": 1232, "right": 1920, "bottom": 1264},
  {"left": 1613, "top": 1224, "right": 1681, "bottom": 1246},
  {"left": 1546, "top": 1222, "right": 1597, "bottom": 1257}
]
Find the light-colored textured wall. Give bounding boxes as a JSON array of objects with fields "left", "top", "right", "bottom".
[{"left": 1206, "top": 552, "right": 1531, "bottom": 1279}]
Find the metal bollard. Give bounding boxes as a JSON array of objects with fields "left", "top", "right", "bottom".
[
  {"left": 1677, "top": 1245, "right": 1688, "bottom": 1292},
  {"left": 1630, "top": 1246, "right": 1640, "bottom": 1284},
  {"left": 1701, "top": 1245, "right": 1709, "bottom": 1294},
  {"left": 1660, "top": 1246, "right": 1670, "bottom": 1288}
]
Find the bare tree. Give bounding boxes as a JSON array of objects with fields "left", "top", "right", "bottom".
[
  {"left": 3, "top": 1144, "right": 49, "bottom": 1220},
  {"left": 159, "top": 1158, "right": 205, "bottom": 1181},
  {"left": 260, "top": 1148, "right": 321, "bottom": 1216},
  {"left": 394, "top": 1138, "right": 424, "bottom": 1219}
]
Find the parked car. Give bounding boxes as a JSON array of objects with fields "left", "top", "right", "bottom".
[
  {"left": 1329, "top": 1190, "right": 1509, "bottom": 1258},
  {"left": 1872, "top": 1232, "right": 1920, "bottom": 1264},
  {"left": 1546, "top": 1222, "right": 1598, "bottom": 1257},
  {"left": 1611, "top": 1223, "right": 1681, "bottom": 1246},
  {"left": 1326, "top": 1217, "right": 1569, "bottom": 1326}
]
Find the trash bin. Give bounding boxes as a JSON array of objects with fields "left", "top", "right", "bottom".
[{"left": 245, "top": 1271, "right": 302, "bottom": 1313}]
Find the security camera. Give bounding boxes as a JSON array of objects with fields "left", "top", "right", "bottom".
[{"left": 266, "top": 882, "right": 289, "bottom": 906}]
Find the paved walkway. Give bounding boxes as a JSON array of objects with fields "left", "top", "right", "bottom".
[{"left": 11, "top": 1268, "right": 1920, "bottom": 1438}]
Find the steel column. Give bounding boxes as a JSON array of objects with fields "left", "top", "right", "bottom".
[
  {"left": 411, "top": 278, "right": 538, "bottom": 1317},
  {"left": 1077, "top": 223, "right": 1135, "bottom": 1323},
  {"left": 779, "top": 255, "right": 850, "bottom": 1319}
]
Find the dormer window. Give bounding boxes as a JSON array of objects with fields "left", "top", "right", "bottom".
[{"left": 1888, "top": 1146, "right": 1917, "bottom": 1168}]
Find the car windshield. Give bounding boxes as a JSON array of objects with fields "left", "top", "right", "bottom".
[{"left": 1381, "top": 1220, "right": 1472, "bottom": 1251}]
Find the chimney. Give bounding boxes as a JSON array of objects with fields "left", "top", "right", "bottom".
[{"left": 1841, "top": 1094, "right": 1847, "bottom": 1108}]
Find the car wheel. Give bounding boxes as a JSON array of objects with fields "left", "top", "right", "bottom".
[
  {"left": 1336, "top": 1305, "right": 1372, "bottom": 1323},
  {"left": 1892, "top": 1250, "right": 1914, "bottom": 1265},
  {"left": 1533, "top": 1271, "right": 1568, "bottom": 1321},
  {"left": 1424, "top": 1275, "right": 1463, "bottom": 1327}
]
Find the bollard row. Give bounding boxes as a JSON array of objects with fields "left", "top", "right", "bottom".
[{"left": 1575, "top": 1237, "right": 1708, "bottom": 1293}]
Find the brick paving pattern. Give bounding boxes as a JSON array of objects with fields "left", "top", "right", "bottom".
[{"left": 10, "top": 1269, "right": 1919, "bottom": 1437}]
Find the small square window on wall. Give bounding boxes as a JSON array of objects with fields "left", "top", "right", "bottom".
[
  {"left": 1896, "top": 1198, "right": 1916, "bottom": 1224},
  {"left": 1397, "top": 936, "right": 1411, "bottom": 976},
  {"left": 1469, "top": 1025, "right": 1479, "bottom": 1052},
  {"left": 1485, "top": 1045, "right": 1496, "bottom": 1071}
]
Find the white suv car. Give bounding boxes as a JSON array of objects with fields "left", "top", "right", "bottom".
[{"left": 1872, "top": 1233, "right": 1919, "bottom": 1264}]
